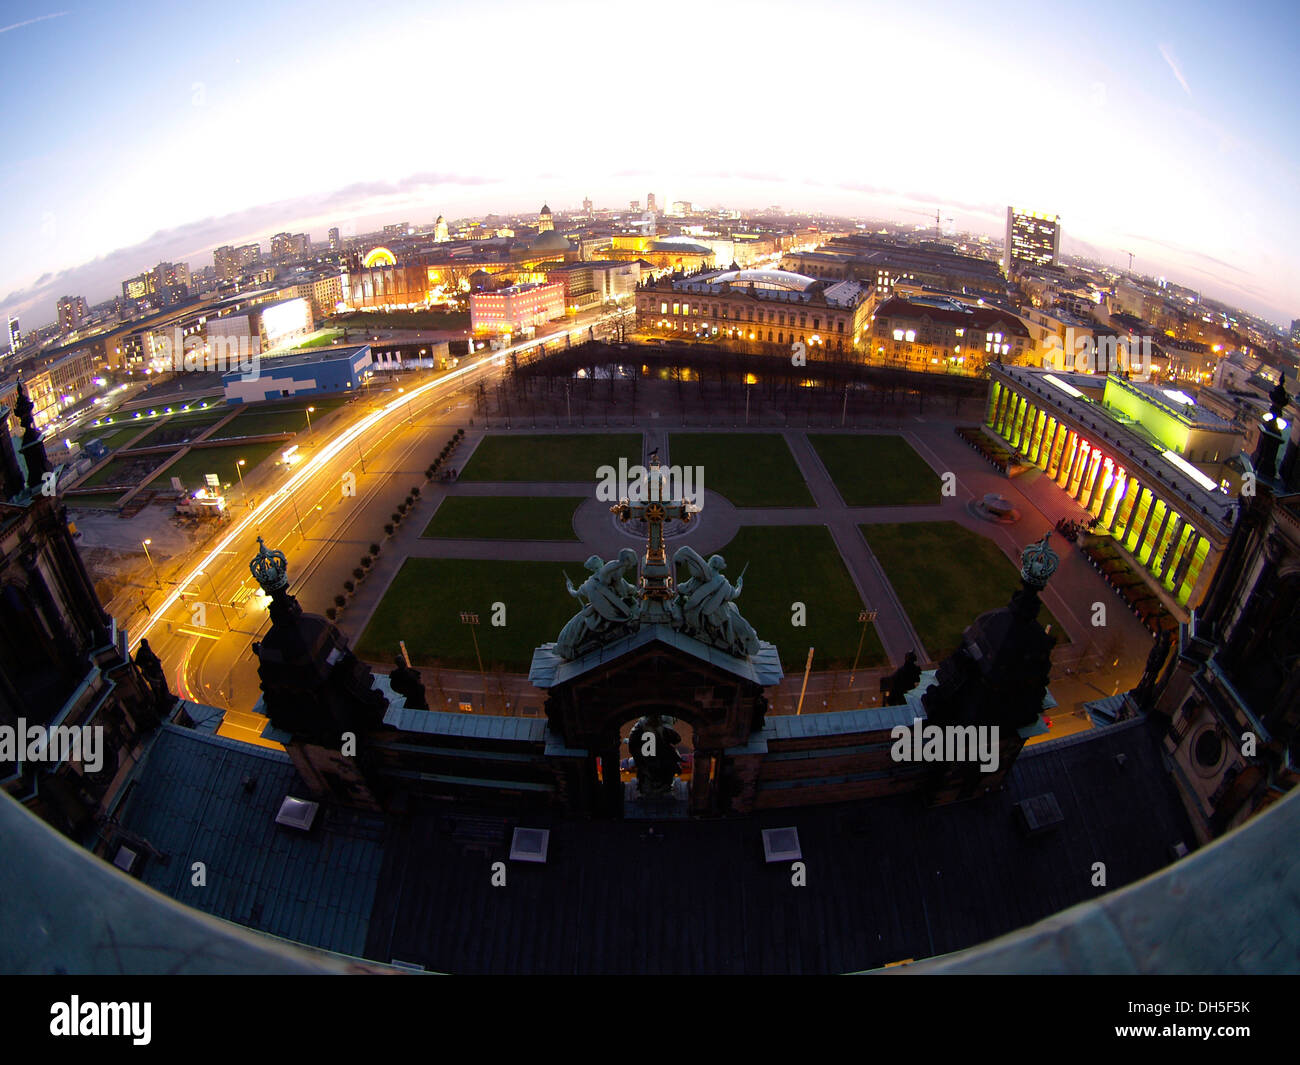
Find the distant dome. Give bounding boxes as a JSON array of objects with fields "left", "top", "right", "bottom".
[
  {"left": 540, "top": 204, "right": 552, "bottom": 215},
  {"left": 531, "top": 229, "right": 571, "bottom": 252}
]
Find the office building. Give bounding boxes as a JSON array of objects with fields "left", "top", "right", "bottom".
[
  {"left": 1004, "top": 207, "right": 1061, "bottom": 275},
  {"left": 56, "top": 296, "right": 87, "bottom": 333}
]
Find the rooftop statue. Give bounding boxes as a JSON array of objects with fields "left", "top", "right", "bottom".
[
  {"left": 555, "top": 549, "right": 640, "bottom": 659},
  {"left": 551, "top": 457, "right": 762, "bottom": 661},
  {"left": 250, "top": 535, "right": 289, "bottom": 593},
  {"left": 674, "top": 546, "right": 759, "bottom": 657}
]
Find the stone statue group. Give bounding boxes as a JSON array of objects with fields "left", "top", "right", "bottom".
[{"left": 555, "top": 546, "right": 760, "bottom": 660}]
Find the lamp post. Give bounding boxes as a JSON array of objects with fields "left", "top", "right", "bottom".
[
  {"left": 848, "top": 609, "right": 878, "bottom": 690},
  {"left": 290, "top": 495, "right": 305, "bottom": 537},
  {"left": 198, "top": 569, "right": 231, "bottom": 630},
  {"left": 235, "top": 458, "right": 248, "bottom": 508},
  {"left": 304, "top": 405, "right": 315, "bottom": 434},
  {"left": 398, "top": 387, "right": 413, "bottom": 424},
  {"left": 141, "top": 538, "right": 160, "bottom": 588},
  {"left": 459, "top": 611, "right": 490, "bottom": 712},
  {"left": 357, "top": 440, "right": 367, "bottom": 474}
]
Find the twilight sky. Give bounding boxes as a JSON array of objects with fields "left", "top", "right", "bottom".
[{"left": 1, "top": 0, "right": 1297, "bottom": 329}]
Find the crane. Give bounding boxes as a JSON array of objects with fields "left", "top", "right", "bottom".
[{"left": 901, "top": 208, "right": 954, "bottom": 239}]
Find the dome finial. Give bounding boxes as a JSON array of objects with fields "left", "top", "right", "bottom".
[{"left": 250, "top": 535, "right": 289, "bottom": 593}]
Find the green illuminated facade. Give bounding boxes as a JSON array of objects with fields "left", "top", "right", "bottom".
[{"left": 985, "top": 367, "right": 1232, "bottom": 613}]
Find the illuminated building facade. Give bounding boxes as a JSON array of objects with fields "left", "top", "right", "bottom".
[
  {"left": 56, "top": 296, "right": 87, "bottom": 334},
  {"left": 222, "top": 344, "right": 372, "bottom": 404},
  {"left": 6, "top": 315, "right": 19, "bottom": 353},
  {"left": 636, "top": 269, "right": 869, "bottom": 355},
  {"left": 1004, "top": 207, "right": 1061, "bottom": 275},
  {"left": 271, "top": 232, "right": 309, "bottom": 262},
  {"left": 870, "top": 294, "right": 1030, "bottom": 374},
  {"left": 469, "top": 282, "right": 564, "bottom": 334},
  {"left": 546, "top": 261, "right": 641, "bottom": 309},
  {"left": 342, "top": 262, "right": 431, "bottom": 310},
  {"left": 985, "top": 364, "right": 1238, "bottom": 611}
]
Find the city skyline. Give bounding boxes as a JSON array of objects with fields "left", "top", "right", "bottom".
[{"left": 0, "top": 0, "right": 1297, "bottom": 329}]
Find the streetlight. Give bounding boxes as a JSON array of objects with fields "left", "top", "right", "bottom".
[
  {"left": 304, "top": 405, "right": 315, "bottom": 434},
  {"left": 849, "top": 609, "right": 879, "bottom": 690},
  {"left": 398, "top": 387, "right": 413, "bottom": 424},
  {"left": 197, "top": 570, "right": 231, "bottom": 630},
  {"left": 141, "top": 539, "right": 160, "bottom": 588},
  {"left": 235, "top": 458, "right": 249, "bottom": 508},
  {"left": 459, "top": 611, "right": 490, "bottom": 712}
]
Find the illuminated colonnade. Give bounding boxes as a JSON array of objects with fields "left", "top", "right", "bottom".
[{"left": 984, "top": 369, "right": 1231, "bottom": 610}]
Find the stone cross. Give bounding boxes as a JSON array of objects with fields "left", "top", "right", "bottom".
[{"left": 611, "top": 457, "right": 694, "bottom": 619}]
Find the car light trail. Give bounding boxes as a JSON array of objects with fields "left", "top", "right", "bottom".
[{"left": 129, "top": 317, "right": 614, "bottom": 651}]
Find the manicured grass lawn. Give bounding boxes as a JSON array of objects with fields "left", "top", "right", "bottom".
[
  {"left": 459, "top": 433, "right": 642, "bottom": 483},
  {"left": 147, "top": 441, "right": 285, "bottom": 489},
  {"left": 209, "top": 396, "right": 351, "bottom": 440},
  {"left": 422, "top": 496, "right": 583, "bottom": 540},
  {"left": 668, "top": 433, "right": 813, "bottom": 507},
  {"left": 861, "top": 522, "right": 1070, "bottom": 658},
  {"left": 809, "top": 433, "right": 941, "bottom": 505},
  {"left": 355, "top": 558, "right": 581, "bottom": 671},
  {"left": 712, "top": 525, "right": 886, "bottom": 670},
  {"left": 80, "top": 426, "right": 145, "bottom": 451}
]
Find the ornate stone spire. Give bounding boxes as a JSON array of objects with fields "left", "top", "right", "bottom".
[
  {"left": 13, "top": 377, "right": 49, "bottom": 492},
  {"left": 1019, "top": 533, "right": 1060, "bottom": 590},
  {"left": 250, "top": 535, "right": 289, "bottom": 593},
  {"left": 1252, "top": 375, "right": 1291, "bottom": 481}
]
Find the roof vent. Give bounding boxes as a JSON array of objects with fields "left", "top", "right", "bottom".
[
  {"left": 274, "top": 795, "right": 320, "bottom": 832},
  {"left": 112, "top": 844, "right": 141, "bottom": 875},
  {"left": 762, "top": 827, "right": 802, "bottom": 863},
  {"left": 1015, "top": 793, "right": 1064, "bottom": 835},
  {"left": 509, "top": 827, "right": 550, "bottom": 863}
]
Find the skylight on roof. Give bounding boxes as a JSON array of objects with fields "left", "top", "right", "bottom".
[
  {"left": 1044, "top": 374, "right": 1084, "bottom": 399},
  {"left": 1162, "top": 449, "right": 1220, "bottom": 492}
]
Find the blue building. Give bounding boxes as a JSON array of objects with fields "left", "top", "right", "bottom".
[{"left": 221, "top": 345, "right": 372, "bottom": 405}]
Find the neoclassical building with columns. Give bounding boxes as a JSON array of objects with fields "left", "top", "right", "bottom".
[{"left": 985, "top": 364, "right": 1239, "bottom": 613}]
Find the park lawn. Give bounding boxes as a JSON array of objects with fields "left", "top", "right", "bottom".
[
  {"left": 861, "top": 521, "right": 1070, "bottom": 659},
  {"left": 712, "top": 525, "right": 886, "bottom": 670},
  {"left": 147, "top": 440, "right": 285, "bottom": 489},
  {"left": 209, "top": 396, "right": 351, "bottom": 440},
  {"left": 80, "top": 426, "right": 145, "bottom": 451},
  {"left": 422, "top": 496, "right": 582, "bottom": 540},
  {"left": 809, "top": 433, "right": 941, "bottom": 505},
  {"left": 356, "top": 558, "right": 581, "bottom": 671},
  {"left": 668, "top": 433, "right": 813, "bottom": 507},
  {"left": 459, "top": 433, "right": 643, "bottom": 483}
]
